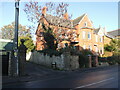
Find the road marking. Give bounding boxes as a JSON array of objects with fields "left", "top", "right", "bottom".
[{"left": 75, "top": 77, "right": 114, "bottom": 88}]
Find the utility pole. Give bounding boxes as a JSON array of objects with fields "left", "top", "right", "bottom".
[{"left": 12, "top": 0, "right": 20, "bottom": 76}]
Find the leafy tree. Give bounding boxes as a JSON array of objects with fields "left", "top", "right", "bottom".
[
  {"left": 104, "top": 44, "right": 113, "bottom": 52},
  {"left": 42, "top": 23, "right": 57, "bottom": 50},
  {"left": 18, "top": 35, "right": 35, "bottom": 53},
  {"left": 110, "top": 39, "right": 119, "bottom": 52},
  {"left": 104, "top": 39, "right": 120, "bottom": 52},
  {"left": 1, "top": 22, "right": 34, "bottom": 53},
  {"left": 24, "top": 2, "right": 72, "bottom": 24},
  {"left": 1, "top": 22, "right": 31, "bottom": 39}
]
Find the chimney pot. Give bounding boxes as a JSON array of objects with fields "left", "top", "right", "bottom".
[
  {"left": 63, "top": 13, "right": 69, "bottom": 20},
  {"left": 42, "top": 6, "right": 47, "bottom": 15}
]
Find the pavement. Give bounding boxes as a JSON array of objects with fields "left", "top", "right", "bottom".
[
  {"left": 2, "top": 61, "right": 119, "bottom": 85},
  {"left": 2, "top": 61, "right": 66, "bottom": 85}
]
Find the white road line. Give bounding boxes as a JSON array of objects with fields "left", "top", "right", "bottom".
[{"left": 75, "top": 77, "right": 114, "bottom": 88}]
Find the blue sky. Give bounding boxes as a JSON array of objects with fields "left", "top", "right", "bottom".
[
  {"left": 68, "top": 2, "right": 118, "bottom": 30},
  {"left": 0, "top": 2, "right": 118, "bottom": 39}
]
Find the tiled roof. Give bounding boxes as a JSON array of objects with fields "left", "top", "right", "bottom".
[
  {"left": 73, "top": 13, "right": 86, "bottom": 26},
  {"left": 105, "top": 33, "right": 115, "bottom": 39},
  {"left": 107, "top": 29, "right": 120, "bottom": 37},
  {"left": 40, "top": 13, "right": 86, "bottom": 28},
  {"left": 94, "top": 28, "right": 100, "bottom": 34},
  {"left": 43, "top": 14, "right": 74, "bottom": 29}
]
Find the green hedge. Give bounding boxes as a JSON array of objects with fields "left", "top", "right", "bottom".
[
  {"left": 99, "top": 55, "right": 120, "bottom": 65},
  {"left": 37, "top": 49, "right": 62, "bottom": 57}
]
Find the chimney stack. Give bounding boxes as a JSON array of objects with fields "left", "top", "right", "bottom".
[
  {"left": 42, "top": 6, "right": 47, "bottom": 15},
  {"left": 63, "top": 13, "right": 69, "bottom": 20}
]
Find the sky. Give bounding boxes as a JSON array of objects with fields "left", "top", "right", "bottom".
[{"left": 0, "top": 1, "right": 118, "bottom": 40}]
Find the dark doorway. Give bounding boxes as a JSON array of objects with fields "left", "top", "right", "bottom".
[{"left": 1, "top": 51, "right": 9, "bottom": 76}]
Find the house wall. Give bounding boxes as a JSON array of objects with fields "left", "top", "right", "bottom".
[
  {"left": 75, "top": 15, "right": 104, "bottom": 55},
  {"left": 36, "top": 19, "right": 76, "bottom": 50},
  {"left": 36, "top": 14, "right": 104, "bottom": 56},
  {"left": 104, "top": 36, "right": 112, "bottom": 45}
]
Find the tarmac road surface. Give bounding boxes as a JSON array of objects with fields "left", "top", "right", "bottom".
[{"left": 3, "top": 65, "right": 119, "bottom": 89}]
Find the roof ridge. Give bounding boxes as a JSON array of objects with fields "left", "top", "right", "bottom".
[
  {"left": 107, "top": 29, "right": 120, "bottom": 33},
  {"left": 73, "top": 13, "right": 86, "bottom": 21},
  {"left": 73, "top": 13, "right": 86, "bottom": 26},
  {"left": 45, "top": 14, "right": 71, "bottom": 21}
]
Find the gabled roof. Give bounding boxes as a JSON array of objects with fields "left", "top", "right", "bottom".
[
  {"left": 38, "top": 13, "right": 93, "bottom": 30},
  {"left": 107, "top": 29, "right": 120, "bottom": 37},
  {"left": 42, "top": 14, "right": 74, "bottom": 29},
  {"left": 94, "top": 27, "right": 115, "bottom": 39},
  {"left": 94, "top": 28, "right": 100, "bottom": 34},
  {"left": 73, "top": 13, "right": 86, "bottom": 26}
]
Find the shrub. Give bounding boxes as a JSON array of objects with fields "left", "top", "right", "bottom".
[
  {"left": 37, "top": 49, "right": 62, "bottom": 57},
  {"left": 78, "top": 54, "right": 89, "bottom": 68}
]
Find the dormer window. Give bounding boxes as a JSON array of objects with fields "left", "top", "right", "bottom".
[{"left": 84, "top": 22, "right": 87, "bottom": 27}]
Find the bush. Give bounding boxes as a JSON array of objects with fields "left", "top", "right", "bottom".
[
  {"left": 98, "top": 56, "right": 118, "bottom": 65},
  {"left": 37, "top": 49, "right": 62, "bottom": 57},
  {"left": 107, "top": 57, "right": 116, "bottom": 65},
  {"left": 81, "top": 49, "right": 93, "bottom": 56},
  {"left": 78, "top": 54, "right": 89, "bottom": 68}
]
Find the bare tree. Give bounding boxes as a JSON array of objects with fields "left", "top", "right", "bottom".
[{"left": 24, "top": 2, "right": 72, "bottom": 24}]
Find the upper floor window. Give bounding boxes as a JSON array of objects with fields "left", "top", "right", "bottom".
[
  {"left": 100, "top": 36, "right": 103, "bottom": 42},
  {"left": 96, "top": 35, "right": 98, "bottom": 42},
  {"left": 84, "top": 22, "right": 87, "bottom": 27},
  {"left": 88, "top": 32, "right": 91, "bottom": 39},
  {"left": 82, "top": 31, "right": 86, "bottom": 39}
]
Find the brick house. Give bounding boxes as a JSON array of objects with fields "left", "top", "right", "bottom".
[{"left": 36, "top": 7, "right": 106, "bottom": 56}]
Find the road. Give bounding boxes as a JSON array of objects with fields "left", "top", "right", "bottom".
[{"left": 3, "top": 65, "right": 119, "bottom": 89}]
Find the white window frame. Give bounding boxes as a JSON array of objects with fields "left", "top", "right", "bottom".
[
  {"left": 100, "top": 36, "right": 103, "bottom": 42},
  {"left": 82, "top": 31, "right": 86, "bottom": 39},
  {"left": 96, "top": 35, "right": 98, "bottom": 42}
]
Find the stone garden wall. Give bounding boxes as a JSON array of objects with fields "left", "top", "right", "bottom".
[{"left": 29, "top": 51, "right": 79, "bottom": 70}]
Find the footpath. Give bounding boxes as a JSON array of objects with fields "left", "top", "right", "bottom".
[{"left": 2, "top": 61, "right": 118, "bottom": 85}]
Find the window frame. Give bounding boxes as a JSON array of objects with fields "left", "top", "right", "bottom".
[
  {"left": 88, "top": 32, "right": 91, "bottom": 40},
  {"left": 84, "top": 22, "right": 87, "bottom": 27},
  {"left": 82, "top": 31, "right": 86, "bottom": 39}
]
